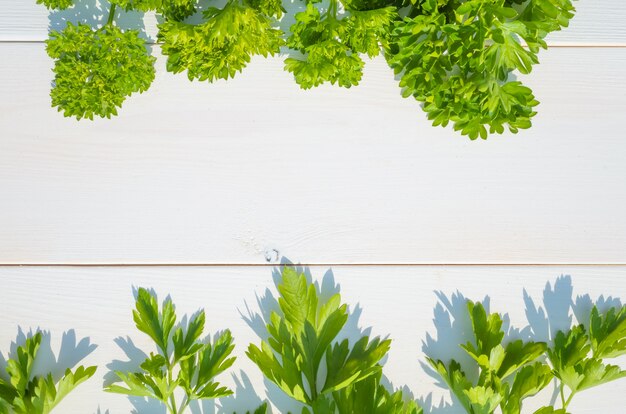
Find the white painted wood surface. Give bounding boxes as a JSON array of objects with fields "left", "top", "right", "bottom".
[
  {"left": 0, "top": 45, "right": 625, "bottom": 264},
  {"left": 0, "top": 265, "right": 624, "bottom": 414},
  {"left": 1, "top": 0, "right": 625, "bottom": 45},
  {"left": 1, "top": 0, "right": 626, "bottom": 411}
]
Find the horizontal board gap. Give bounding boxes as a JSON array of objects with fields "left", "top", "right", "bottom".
[{"left": 1, "top": 263, "right": 625, "bottom": 267}]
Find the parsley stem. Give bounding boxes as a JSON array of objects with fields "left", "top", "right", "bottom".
[
  {"left": 107, "top": 3, "right": 117, "bottom": 26},
  {"left": 178, "top": 395, "right": 190, "bottom": 413},
  {"left": 564, "top": 391, "right": 575, "bottom": 409},
  {"left": 328, "top": 0, "right": 338, "bottom": 19}
]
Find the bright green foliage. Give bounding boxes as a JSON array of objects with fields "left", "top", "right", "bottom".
[
  {"left": 589, "top": 304, "right": 626, "bottom": 359},
  {"left": 0, "top": 332, "right": 96, "bottom": 414},
  {"left": 247, "top": 267, "right": 416, "bottom": 414},
  {"left": 547, "top": 305, "right": 626, "bottom": 410},
  {"left": 427, "top": 301, "right": 551, "bottom": 414},
  {"left": 333, "top": 372, "right": 422, "bottom": 414},
  {"left": 285, "top": 1, "right": 395, "bottom": 89},
  {"left": 387, "top": 0, "right": 575, "bottom": 139},
  {"left": 158, "top": 1, "right": 283, "bottom": 82},
  {"left": 46, "top": 23, "right": 155, "bottom": 120},
  {"left": 532, "top": 408, "right": 568, "bottom": 414},
  {"left": 236, "top": 402, "right": 271, "bottom": 414},
  {"left": 105, "top": 288, "right": 236, "bottom": 414},
  {"left": 36, "top": 0, "right": 74, "bottom": 9},
  {"left": 112, "top": 0, "right": 196, "bottom": 21},
  {"left": 36, "top": 0, "right": 577, "bottom": 138}
]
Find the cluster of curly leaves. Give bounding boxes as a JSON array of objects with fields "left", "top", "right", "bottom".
[
  {"left": 428, "top": 301, "right": 626, "bottom": 414},
  {"left": 38, "top": 0, "right": 575, "bottom": 137}
]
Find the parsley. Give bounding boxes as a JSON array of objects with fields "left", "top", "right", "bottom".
[
  {"left": 427, "top": 301, "right": 552, "bottom": 414},
  {"left": 105, "top": 288, "right": 236, "bottom": 414},
  {"left": 247, "top": 266, "right": 420, "bottom": 414},
  {"left": 0, "top": 332, "right": 96, "bottom": 414},
  {"left": 237, "top": 402, "right": 271, "bottom": 414},
  {"left": 38, "top": 0, "right": 576, "bottom": 138},
  {"left": 547, "top": 305, "right": 626, "bottom": 410},
  {"left": 284, "top": 1, "right": 395, "bottom": 89},
  {"left": 36, "top": 0, "right": 74, "bottom": 9},
  {"left": 387, "top": 0, "right": 575, "bottom": 139},
  {"left": 46, "top": 22, "right": 156, "bottom": 120},
  {"left": 112, "top": 0, "right": 197, "bottom": 21},
  {"left": 158, "top": 0, "right": 283, "bottom": 82}
]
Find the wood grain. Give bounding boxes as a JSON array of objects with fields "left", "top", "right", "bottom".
[
  {"left": 1, "top": 265, "right": 624, "bottom": 413},
  {"left": 1, "top": 0, "right": 625, "bottom": 45},
  {"left": 0, "top": 45, "right": 625, "bottom": 264}
]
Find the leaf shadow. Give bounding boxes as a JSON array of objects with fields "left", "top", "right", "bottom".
[
  {"left": 0, "top": 327, "right": 97, "bottom": 383},
  {"left": 47, "top": 0, "right": 147, "bottom": 38}
]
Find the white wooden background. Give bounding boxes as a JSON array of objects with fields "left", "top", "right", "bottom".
[{"left": 1, "top": 0, "right": 626, "bottom": 413}]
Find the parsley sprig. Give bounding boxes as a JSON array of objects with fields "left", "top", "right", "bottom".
[
  {"left": 105, "top": 288, "right": 236, "bottom": 414},
  {"left": 0, "top": 332, "right": 96, "bottom": 414},
  {"left": 387, "top": 0, "right": 575, "bottom": 139},
  {"left": 247, "top": 266, "right": 421, "bottom": 414},
  {"left": 427, "top": 301, "right": 552, "bottom": 414},
  {"left": 158, "top": 0, "right": 284, "bottom": 82},
  {"left": 547, "top": 305, "right": 626, "bottom": 411}
]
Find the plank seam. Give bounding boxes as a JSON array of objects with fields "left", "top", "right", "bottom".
[{"left": 0, "top": 263, "right": 625, "bottom": 267}]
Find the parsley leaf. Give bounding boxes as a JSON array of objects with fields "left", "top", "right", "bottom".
[
  {"left": 333, "top": 372, "right": 422, "bottom": 414},
  {"left": 589, "top": 304, "right": 626, "bottom": 359}
]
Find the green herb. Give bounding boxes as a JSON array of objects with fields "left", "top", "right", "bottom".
[
  {"left": 236, "top": 402, "right": 271, "bottom": 413},
  {"left": 105, "top": 288, "right": 236, "bottom": 414},
  {"left": 0, "top": 332, "right": 96, "bottom": 414},
  {"left": 547, "top": 305, "right": 626, "bottom": 411},
  {"left": 36, "top": 0, "right": 74, "bottom": 9},
  {"left": 427, "top": 301, "right": 552, "bottom": 414},
  {"left": 284, "top": 1, "right": 396, "bottom": 89},
  {"left": 157, "top": 0, "right": 283, "bottom": 82},
  {"left": 38, "top": 0, "right": 576, "bottom": 138},
  {"left": 112, "top": 0, "right": 197, "bottom": 21},
  {"left": 46, "top": 22, "right": 155, "bottom": 120},
  {"left": 247, "top": 266, "right": 420, "bottom": 414},
  {"left": 387, "top": 0, "right": 575, "bottom": 139}
]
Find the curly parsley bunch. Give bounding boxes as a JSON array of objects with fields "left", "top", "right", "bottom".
[
  {"left": 46, "top": 23, "right": 156, "bottom": 120},
  {"left": 158, "top": 0, "right": 284, "bottom": 82},
  {"left": 387, "top": 0, "right": 576, "bottom": 139},
  {"left": 36, "top": 0, "right": 74, "bottom": 9},
  {"left": 37, "top": 0, "right": 577, "bottom": 138},
  {"left": 285, "top": 0, "right": 396, "bottom": 89}
]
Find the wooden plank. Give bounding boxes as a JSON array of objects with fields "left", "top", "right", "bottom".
[
  {"left": 0, "top": 45, "right": 625, "bottom": 264},
  {"left": 0, "top": 0, "right": 625, "bottom": 45},
  {"left": 0, "top": 265, "right": 624, "bottom": 413}
]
